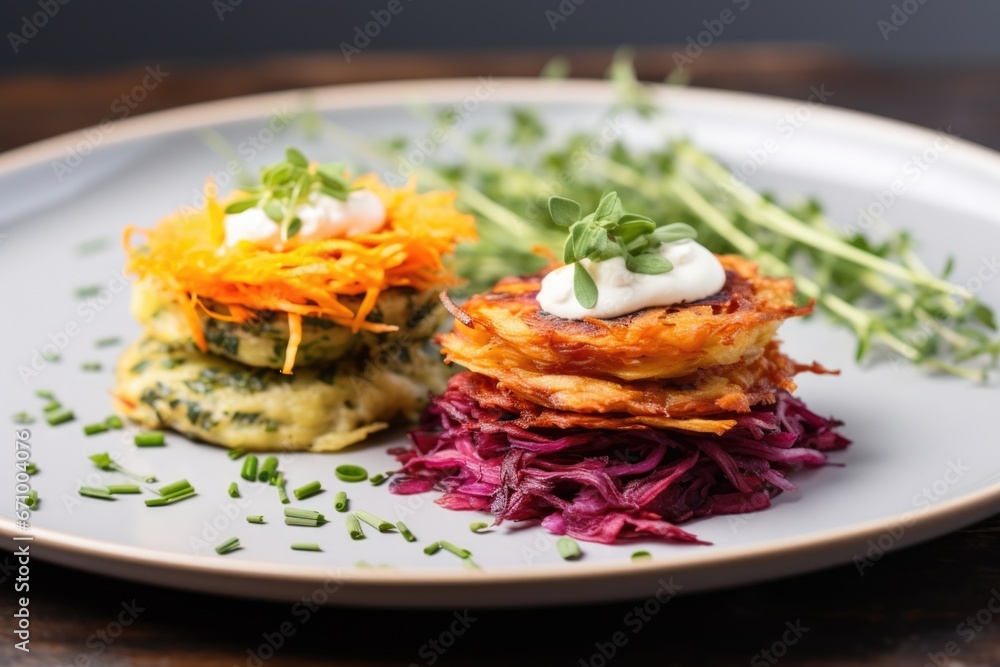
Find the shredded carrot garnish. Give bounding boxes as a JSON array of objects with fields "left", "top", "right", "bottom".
[{"left": 124, "top": 174, "right": 476, "bottom": 372}]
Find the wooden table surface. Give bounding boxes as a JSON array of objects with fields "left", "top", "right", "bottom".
[{"left": 3, "top": 47, "right": 1000, "bottom": 666}]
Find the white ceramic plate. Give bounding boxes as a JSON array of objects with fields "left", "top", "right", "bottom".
[{"left": 1, "top": 80, "right": 999, "bottom": 608}]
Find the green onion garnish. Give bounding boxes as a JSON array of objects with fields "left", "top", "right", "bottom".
[
  {"left": 439, "top": 541, "right": 472, "bottom": 559},
  {"left": 469, "top": 522, "right": 489, "bottom": 533},
  {"left": 292, "top": 480, "right": 322, "bottom": 501},
  {"left": 135, "top": 431, "right": 165, "bottom": 447},
  {"left": 423, "top": 542, "right": 442, "bottom": 555},
  {"left": 45, "top": 408, "right": 75, "bottom": 426},
  {"left": 12, "top": 412, "right": 34, "bottom": 425},
  {"left": 246, "top": 515, "right": 265, "bottom": 524},
  {"left": 556, "top": 537, "right": 581, "bottom": 561},
  {"left": 25, "top": 490, "right": 38, "bottom": 508},
  {"left": 631, "top": 550, "right": 652, "bottom": 561},
  {"left": 158, "top": 479, "right": 192, "bottom": 497},
  {"left": 35, "top": 389, "right": 56, "bottom": 400},
  {"left": 334, "top": 464, "right": 368, "bottom": 483},
  {"left": 241, "top": 455, "right": 258, "bottom": 481},
  {"left": 258, "top": 456, "right": 278, "bottom": 483},
  {"left": 345, "top": 513, "right": 365, "bottom": 540},
  {"left": 334, "top": 491, "right": 348, "bottom": 512},
  {"left": 25, "top": 462, "right": 38, "bottom": 475},
  {"left": 215, "top": 537, "right": 240, "bottom": 555},
  {"left": 95, "top": 336, "right": 121, "bottom": 348},
  {"left": 81, "top": 361, "right": 102, "bottom": 372},
  {"left": 284, "top": 517, "right": 325, "bottom": 527},
  {"left": 78, "top": 486, "right": 114, "bottom": 500},
  {"left": 228, "top": 482, "right": 240, "bottom": 498},
  {"left": 106, "top": 484, "right": 141, "bottom": 494},
  {"left": 276, "top": 474, "right": 289, "bottom": 504},
  {"left": 105, "top": 415, "right": 123, "bottom": 429},
  {"left": 227, "top": 448, "right": 247, "bottom": 460},
  {"left": 74, "top": 285, "right": 102, "bottom": 298},
  {"left": 355, "top": 510, "right": 393, "bottom": 532},
  {"left": 88, "top": 452, "right": 156, "bottom": 483},
  {"left": 291, "top": 542, "right": 322, "bottom": 551},
  {"left": 83, "top": 422, "right": 109, "bottom": 436},
  {"left": 369, "top": 473, "right": 387, "bottom": 486},
  {"left": 42, "top": 402, "right": 62, "bottom": 413},
  {"left": 397, "top": 522, "right": 416, "bottom": 542},
  {"left": 284, "top": 508, "right": 327, "bottom": 521},
  {"left": 145, "top": 489, "right": 196, "bottom": 506},
  {"left": 42, "top": 351, "right": 60, "bottom": 362}
]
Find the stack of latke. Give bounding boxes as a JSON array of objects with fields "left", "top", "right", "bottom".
[{"left": 392, "top": 255, "right": 850, "bottom": 543}]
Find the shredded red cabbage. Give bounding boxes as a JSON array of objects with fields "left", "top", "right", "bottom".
[{"left": 391, "top": 373, "right": 850, "bottom": 544}]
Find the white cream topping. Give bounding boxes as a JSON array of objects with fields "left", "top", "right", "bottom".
[
  {"left": 536, "top": 238, "right": 726, "bottom": 320},
  {"left": 223, "top": 190, "right": 386, "bottom": 250}
]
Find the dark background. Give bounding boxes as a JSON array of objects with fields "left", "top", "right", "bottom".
[{"left": 2, "top": 0, "right": 1000, "bottom": 73}]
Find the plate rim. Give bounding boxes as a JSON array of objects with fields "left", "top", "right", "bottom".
[{"left": 3, "top": 76, "right": 1000, "bottom": 600}]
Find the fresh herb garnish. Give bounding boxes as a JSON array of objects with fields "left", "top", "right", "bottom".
[
  {"left": 45, "top": 408, "right": 74, "bottom": 426},
  {"left": 79, "top": 486, "right": 115, "bottom": 501},
  {"left": 228, "top": 482, "right": 240, "bottom": 498},
  {"left": 469, "top": 522, "right": 489, "bottom": 533},
  {"left": 240, "top": 455, "right": 258, "bottom": 481},
  {"left": 345, "top": 513, "right": 365, "bottom": 540},
  {"left": 215, "top": 537, "right": 241, "bottom": 555},
  {"left": 83, "top": 422, "right": 109, "bottom": 436},
  {"left": 257, "top": 456, "right": 279, "bottom": 483},
  {"left": 223, "top": 147, "right": 351, "bottom": 243},
  {"left": 134, "top": 431, "right": 165, "bottom": 447},
  {"left": 246, "top": 515, "right": 265, "bottom": 524},
  {"left": 335, "top": 464, "right": 368, "bottom": 483},
  {"left": 355, "top": 510, "right": 393, "bottom": 532},
  {"left": 12, "top": 412, "right": 34, "bottom": 425},
  {"left": 291, "top": 542, "right": 322, "bottom": 551},
  {"left": 107, "top": 484, "right": 141, "bottom": 494},
  {"left": 88, "top": 452, "right": 156, "bottom": 483},
  {"left": 556, "top": 537, "right": 582, "bottom": 560},
  {"left": 334, "top": 491, "right": 349, "bottom": 513},
  {"left": 396, "top": 521, "right": 417, "bottom": 542},
  {"left": 292, "top": 480, "right": 322, "bottom": 501}
]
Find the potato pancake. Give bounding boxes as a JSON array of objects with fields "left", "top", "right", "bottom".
[
  {"left": 114, "top": 336, "right": 449, "bottom": 452},
  {"left": 132, "top": 278, "right": 444, "bottom": 369},
  {"left": 441, "top": 255, "right": 807, "bottom": 382}
]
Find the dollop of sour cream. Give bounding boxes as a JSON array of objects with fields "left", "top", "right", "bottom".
[
  {"left": 537, "top": 238, "right": 727, "bottom": 320},
  {"left": 223, "top": 190, "right": 386, "bottom": 250}
]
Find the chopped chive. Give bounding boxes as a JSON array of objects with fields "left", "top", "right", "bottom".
[
  {"left": 42, "top": 351, "right": 60, "bottom": 362},
  {"left": 227, "top": 448, "right": 247, "bottom": 460},
  {"left": 104, "top": 415, "right": 123, "bottom": 429},
  {"left": 241, "top": 455, "right": 258, "bottom": 481},
  {"left": 135, "top": 431, "right": 165, "bottom": 447},
  {"left": 81, "top": 361, "right": 102, "bottom": 371},
  {"left": 397, "top": 521, "right": 416, "bottom": 542},
  {"left": 439, "top": 541, "right": 471, "bottom": 559},
  {"left": 75, "top": 285, "right": 102, "bottom": 298},
  {"left": 13, "top": 412, "right": 35, "bottom": 425},
  {"left": 228, "top": 482, "right": 240, "bottom": 498},
  {"left": 42, "top": 402, "right": 63, "bottom": 413},
  {"left": 79, "top": 486, "right": 115, "bottom": 500},
  {"left": 258, "top": 456, "right": 278, "bottom": 483},
  {"left": 557, "top": 537, "right": 582, "bottom": 561},
  {"left": 106, "top": 484, "right": 141, "bottom": 494},
  {"left": 158, "top": 479, "right": 192, "bottom": 497},
  {"left": 246, "top": 515, "right": 265, "bottom": 524},
  {"left": 276, "top": 475, "right": 290, "bottom": 504},
  {"left": 334, "top": 464, "right": 368, "bottom": 483},
  {"left": 284, "top": 517, "right": 324, "bottom": 527},
  {"left": 284, "top": 508, "right": 327, "bottom": 521},
  {"left": 83, "top": 422, "right": 109, "bottom": 436},
  {"left": 145, "top": 489, "right": 196, "bottom": 506},
  {"left": 355, "top": 509, "right": 393, "bottom": 532},
  {"left": 423, "top": 542, "right": 442, "bottom": 555},
  {"left": 215, "top": 537, "right": 240, "bottom": 555},
  {"left": 25, "top": 462, "right": 38, "bottom": 475},
  {"left": 35, "top": 389, "right": 56, "bottom": 400},
  {"left": 25, "top": 490, "right": 39, "bottom": 509},
  {"left": 95, "top": 336, "right": 121, "bottom": 348},
  {"left": 291, "top": 542, "right": 322, "bottom": 551},
  {"left": 631, "top": 550, "right": 652, "bottom": 561},
  {"left": 334, "top": 491, "right": 348, "bottom": 512},
  {"left": 469, "top": 522, "right": 489, "bottom": 533},
  {"left": 292, "top": 480, "right": 322, "bottom": 501},
  {"left": 88, "top": 452, "right": 156, "bottom": 483},
  {"left": 45, "top": 408, "right": 75, "bottom": 426},
  {"left": 369, "top": 473, "right": 387, "bottom": 486},
  {"left": 345, "top": 513, "right": 365, "bottom": 540}
]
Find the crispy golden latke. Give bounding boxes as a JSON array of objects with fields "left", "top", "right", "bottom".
[
  {"left": 440, "top": 255, "right": 808, "bottom": 382},
  {"left": 448, "top": 339, "right": 831, "bottom": 418}
]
